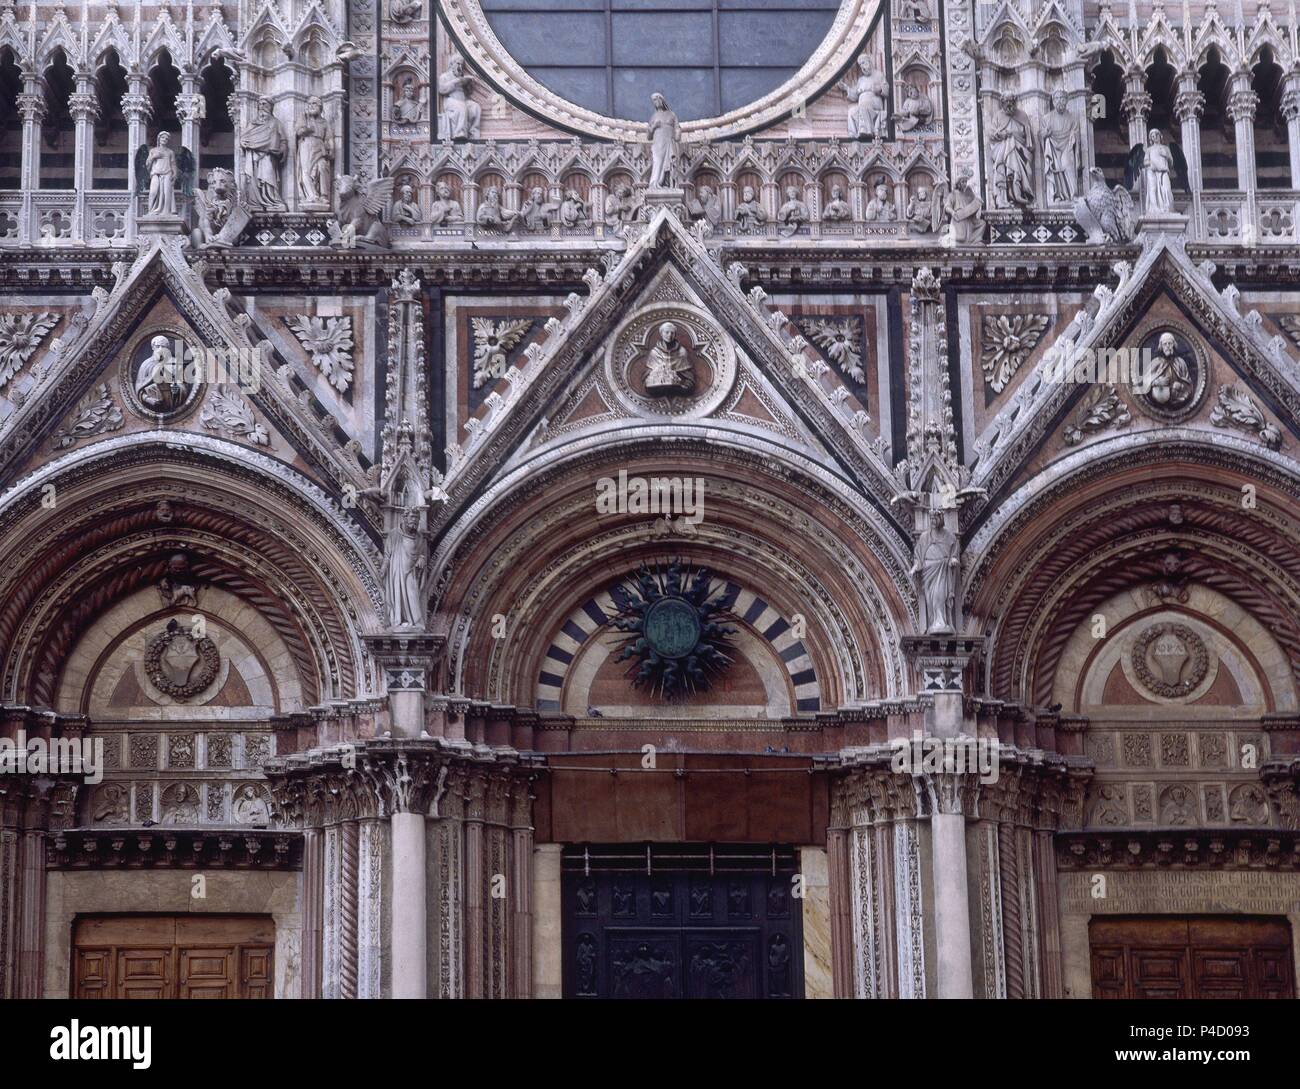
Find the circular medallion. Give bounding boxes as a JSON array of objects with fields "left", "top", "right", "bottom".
[
  {"left": 643, "top": 597, "right": 703, "bottom": 659},
  {"left": 604, "top": 302, "right": 736, "bottom": 420},
  {"left": 1129, "top": 325, "right": 1207, "bottom": 423},
  {"left": 119, "top": 329, "right": 202, "bottom": 422},
  {"left": 1130, "top": 622, "right": 1209, "bottom": 699},
  {"left": 144, "top": 619, "right": 220, "bottom": 699}
]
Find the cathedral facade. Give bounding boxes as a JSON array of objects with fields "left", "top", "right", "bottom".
[{"left": 0, "top": 0, "right": 1298, "bottom": 1001}]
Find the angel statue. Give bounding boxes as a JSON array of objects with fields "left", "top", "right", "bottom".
[
  {"left": 1124, "top": 128, "right": 1190, "bottom": 216},
  {"left": 135, "top": 133, "right": 194, "bottom": 217},
  {"left": 1074, "top": 167, "right": 1135, "bottom": 244},
  {"left": 329, "top": 174, "right": 396, "bottom": 249}
]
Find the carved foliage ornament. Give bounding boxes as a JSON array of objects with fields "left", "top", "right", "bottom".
[
  {"left": 804, "top": 318, "right": 866, "bottom": 383},
  {"left": 980, "top": 313, "right": 1049, "bottom": 394},
  {"left": 144, "top": 619, "right": 220, "bottom": 699},
  {"left": 51, "top": 382, "right": 124, "bottom": 449},
  {"left": 285, "top": 315, "right": 355, "bottom": 393},
  {"left": 0, "top": 312, "right": 58, "bottom": 388},
  {"left": 1130, "top": 622, "right": 1209, "bottom": 700},
  {"left": 471, "top": 317, "right": 532, "bottom": 389}
]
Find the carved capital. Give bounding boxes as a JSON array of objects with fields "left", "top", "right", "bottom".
[
  {"left": 1227, "top": 89, "right": 1259, "bottom": 124},
  {"left": 1173, "top": 89, "right": 1205, "bottom": 124},
  {"left": 16, "top": 92, "right": 45, "bottom": 123},
  {"left": 120, "top": 93, "right": 152, "bottom": 123},
  {"left": 68, "top": 92, "right": 99, "bottom": 122},
  {"left": 175, "top": 93, "right": 206, "bottom": 123},
  {"left": 1283, "top": 89, "right": 1300, "bottom": 123},
  {"left": 1119, "top": 90, "right": 1152, "bottom": 125}
]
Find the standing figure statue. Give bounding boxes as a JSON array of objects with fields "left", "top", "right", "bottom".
[
  {"left": 1041, "top": 89, "right": 1079, "bottom": 202},
  {"left": 296, "top": 96, "right": 334, "bottom": 209},
  {"left": 1125, "top": 128, "right": 1189, "bottom": 216},
  {"left": 382, "top": 508, "right": 428, "bottom": 630},
  {"left": 911, "top": 509, "right": 960, "bottom": 635},
  {"left": 241, "top": 97, "right": 288, "bottom": 211},
  {"left": 846, "top": 54, "right": 889, "bottom": 139},
  {"left": 647, "top": 92, "right": 681, "bottom": 189},
  {"left": 438, "top": 55, "right": 481, "bottom": 140},
  {"left": 941, "top": 173, "right": 986, "bottom": 244},
  {"left": 989, "top": 94, "right": 1034, "bottom": 209},
  {"left": 145, "top": 132, "right": 177, "bottom": 215}
]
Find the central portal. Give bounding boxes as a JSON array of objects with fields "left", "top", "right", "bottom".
[{"left": 561, "top": 844, "right": 804, "bottom": 999}]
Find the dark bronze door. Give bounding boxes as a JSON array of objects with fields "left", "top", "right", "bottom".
[{"left": 562, "top": 844, "right": 803, "bottom": 999}]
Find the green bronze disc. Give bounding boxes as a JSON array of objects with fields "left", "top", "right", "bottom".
[{"left": 642, "top": 597, "right": 702, "bottom": 659}]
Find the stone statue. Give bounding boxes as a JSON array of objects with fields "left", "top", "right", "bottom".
[
  {"left": 1041, "top": 89, "right": 1079, "bottom": 202},
  {"left": 144, "top": 132, "right": 177, "bottom": 215},
  {"left": 1074, "top": 167, "right": 1134, "bottom": 243},
  {"left": 604, "top": 183, "right": 640, "bottom": 229},
  {"left": 392, "top": 183, "right": 422, "bottom": 225},
  {"left": 295, "top": 95, "right": 334, "bottom": 209},
  {"left": 394, "top": 81, "right": 423, "bottom": 124},
  {"left": 822, "top": 184, "right": 852, "bottom": 222},
  {"left": 1137, "top": 128, "right": 1177, "bottom": 214},
  {"left": 391, "top": 0, "right": 422, "bottom": 22},
  {"left": 899, "top": 0, "right": 931, "bottom": 18},
  {"left": 846, "top": 54, "right": 889, "bottom": 139},
  {"left": 477, "top": 185, "right": 509, "bottom": 229},
  {"left": 330, "top": 174, "right": 396, "bottom": 248},
  {"left": 688, "top": 184, "right": 722, "bottom": 229},
  {"left": 233, "top": 784, "right": 270, "bottom": 825},
  {"left": 429, "top": 180, "right": 463, "bottom": 225},
  {"left": 192, "top": 167, "right": 249, "bottom": 248},
  {"left": 906, "top": 184, "right": 941, "bottom": 234},
  {"left": 863, "top": 178, "right": 896, "bottom": 222},
  {"left": 382, "top": 507, "right": 428, "bottom": 629},
  {"left": 942, "top": 173, "right": 985, "bottom": 244},
  {"left": 135, "top": 335, "right": 188, "bottom": 413},
  {"left": 511, "top": 186, "right": 556, "bottom": 231},
  {"left": 1143, "top": 331, "right": 1193, "bottom": 408},
  {"left": 911, "top": 509, "right": 959, "bottom": 635},
  {"left": 438, "top": 55, "right": 481, "bottom": 140},
  {"left": 240, "top": 97, "right": 288, "bottom": 211},
  {"left": 896, "top": 83, "right": 933, "bottom": 132},
  {"left": 777, "top": 185, "right": 809, "bottom": 236},
  {"left": 735, "top": 185, "right": 766, "bottom": 230},
  {"left": 643, "top": 322, "right": 695, "bottom": 396},
  {"left": 990, "top": 94, "right": 1034, "bottom": 209},
  {"left": 648, "top": 92, "right": 681, "bottom": 189},
  {"left": 559, "top": 188, "right": 590, "bottom": 228}
]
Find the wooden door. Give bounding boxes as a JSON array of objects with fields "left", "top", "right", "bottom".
[
  {"left": 1090, "top": 916, "right": 1295, "bottom": 999},
  {"left": 73, "top": 915, "right": 274, "bottom": 999}
]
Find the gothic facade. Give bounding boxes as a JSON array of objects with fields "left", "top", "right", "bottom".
[{"left": 1, "top": 0, "right": 1299, "bottom": 1001}]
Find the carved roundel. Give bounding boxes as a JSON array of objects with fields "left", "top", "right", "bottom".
[
  {"left": 604, "top": 302, "right": 737, "bottom": 420},
  {"left": 1130, "top": 622, "right": 1209, "bottom": 699},
  {"left": 1129, "top": 324, "right": 1207, "bottom": 423},
  {"left": 118, "top": 328, "right": 203, "bottom": 422},
  {"left": 144, "top": 619, "right": 220, "bottom": 699}
]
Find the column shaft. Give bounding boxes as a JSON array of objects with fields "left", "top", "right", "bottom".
[
  {"left": 390, "top": 811, "right": 427, "bottom": 998},
  {"left": 930, "top": 811, "right": 974, "bottom": 999}
]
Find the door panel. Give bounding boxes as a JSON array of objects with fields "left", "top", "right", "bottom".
[
  {"left": 1091, "top": 915, "right": 1295, "bottom": 999},
  {"left": 73, "top": 915, "right": 274, "bottom": 999},
  {"left": 563, "top": 844, "right": 803, "bottom": 999}
]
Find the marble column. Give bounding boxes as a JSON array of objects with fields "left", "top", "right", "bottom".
[
  {"left": 1119, "top": 82, "right": 1151, "bottom": 152},
  {"left": 300, "top": 827, "right": 324, "bottom": 998},
  {"left": 1175, "top": 80, "right": 1205, "bottom": 239},
  {"left": 16, "top": 85, "right": 42, "bottom": 245},
  {"left": 1228, "top": 74, "right": 1260, "bottom": 242},
  {"left": 1283, "top": 79, "right": 1300, "bottom": 189},
  {"left": 121, "top": 81, "right": 151, "bottom": 241},
  {"left": 69, "top": 79, "right": 97, "bottom": 242},
  {"left": 930, "top": 808, "right": 974, "bottom": 998},
  {"left": 390, "top": 810, "right": 426, "bottom": 999}
]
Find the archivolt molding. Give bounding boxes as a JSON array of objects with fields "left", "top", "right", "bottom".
[
  {"left": 0, "top": 433, "right": 384, "bottom": 705},
  {"left": 965, "top": 442, "right": 1300, "bottom": 705},
  {"left": 438, "top": 0, "right": 882, "bottom": 141},
  {"left": 432, "top": 434, "right": 914, "bottom": 704}
]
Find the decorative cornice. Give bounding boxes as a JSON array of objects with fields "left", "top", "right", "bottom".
[
  {"left": 47, "top": 828, "right": 301, "bottom": 870},
  {"left": 1056, "top": 828, "right": 1300, "bottom": 870}
]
